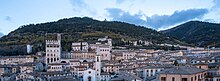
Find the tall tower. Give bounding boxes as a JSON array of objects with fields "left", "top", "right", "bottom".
[
  {"left": 95, "top": 55, "right": 101, "bottom": 81},
  {"left": 107, "top": 38, "right": 112, "bottom": 46},
  {"left": 27, "top": 44, "right": 32, "bottom": 54},
  {"left": 45, "top": 34, "right": 62, "bottom": 64},
  {"left": 95, "top": 47, "right": 101, "bottom": 81},
  {"left": 57, "top": 34, "right": 61, "bottom": 41}
]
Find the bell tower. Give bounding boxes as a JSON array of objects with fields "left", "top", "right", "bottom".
[{"left": 95, "top": 47, "right": 101, "bottom": 80}]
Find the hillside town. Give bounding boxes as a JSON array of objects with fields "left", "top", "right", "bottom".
[{"left": 1, "top": 34, "right": 220, "bottom": 81}]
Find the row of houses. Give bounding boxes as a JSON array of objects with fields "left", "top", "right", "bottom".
[{"left": 1, "top": 34, "right": 220, "bottom": 81}]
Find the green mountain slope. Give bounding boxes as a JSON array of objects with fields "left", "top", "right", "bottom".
[
  {"left": 0, "top": 17, "right": 183, "bottom": 55},
  {"left": 162, "top": 21, "right": 220, "bottom": 47}
]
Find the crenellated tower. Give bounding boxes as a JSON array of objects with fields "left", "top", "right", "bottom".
[{"left": 45, "top": 34, "right": 62, "bottom": 64}]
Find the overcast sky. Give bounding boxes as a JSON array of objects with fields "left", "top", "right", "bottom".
[{"left": 0, "top": 0, "right": 220, "bottom": 35}]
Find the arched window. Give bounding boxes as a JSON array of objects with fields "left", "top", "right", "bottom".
[
  {"left": 88, "top": 76, "right": 92, "bottom": 81},
  {"left": 47, "top": 58, "right": 50, "bottom": 63},
  {"left": 172, "top": 77, "right": 175, "bottom": 81},
  {"left": 97, "top": 57, "right": 99, "bottom": 62}
]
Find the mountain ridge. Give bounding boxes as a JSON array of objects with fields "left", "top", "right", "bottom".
[
  {"left": 0, "top": 17, "right": 183, "bottom": 56},
  {"left": 161, "top": 21, "right": 220, "bottom": 47}
]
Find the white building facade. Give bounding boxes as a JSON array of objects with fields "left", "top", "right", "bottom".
[{"left": 45, "top": 34, "right": 62, "bottom": 64}]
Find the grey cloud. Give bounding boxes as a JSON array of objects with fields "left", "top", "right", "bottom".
[
  {"left": 213, "top": 0, "right": 220, "bottom": 8},
  {"left": 69, "top": 0, "right": 86, "bottom": 13},
  {"left": 5, "top": 16, "right": 12, "bottom": 22},
  {"left": 210, "top": 0, "right": 220, "bottom": 14},
  {"left": 116, "top": 0, "right": 125, "bottom": 4},
  {"left": 146, "top": 9, "right": 208, "bottom": 28},
  {"left": 106, "top": 8, "right": 146, "bottom": 26},
  {"left": 106, "top": 8, "right": 208, "bottom": 29},
  {"left": 69, "top": 0, "right": 86, "bottom": 8},
  {"left": 69, "top": 0, "right": 96, "bottom": 16}
]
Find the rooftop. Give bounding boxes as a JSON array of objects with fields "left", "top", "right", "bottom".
[{"left": 160, "top": 66, "right": 205, "bottom": 75}]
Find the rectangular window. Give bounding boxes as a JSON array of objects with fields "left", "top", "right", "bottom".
[
  {"left": 182, "top": 78, "right": 187, "bottom": 81},
  {"left": 195, "top": 76, "right": 197, "bottom": 80},
  {"left": 161, "top": 77, "right": 166, "bottom": 81},
  {"left": 172, "top": 77, "right": 175, "bottom": 81}
]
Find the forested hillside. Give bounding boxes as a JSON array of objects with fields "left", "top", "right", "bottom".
[
  {"left": 162, "top": 21, "right": 220, "bottom": 47},
  {"left": 0, "top": 17, "right": 183, "bottom": 55}
]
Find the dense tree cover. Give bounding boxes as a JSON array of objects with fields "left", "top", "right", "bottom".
[
  {"left": 162, "top": 21, "right": 220, "bottom": 47},
  {"left": 0, "top": 17, "right": 183, "bottom": 56}
]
